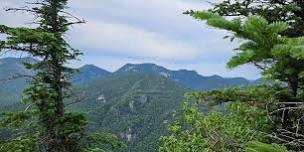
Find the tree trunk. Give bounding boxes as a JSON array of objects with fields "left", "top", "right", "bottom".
[{"left": 288, "top": 77, "right": 299, "bottom": 97}]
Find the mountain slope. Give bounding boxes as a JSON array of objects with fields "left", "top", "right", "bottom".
[
  {"left": 0, "top": 57, "right": 259, "bottom": 151},
  {"left": 71, "top": 64, "right": 111, "bottom": 85},
  {"left": 69, "top": 72, "right": 189, "bottom": 152},
  {"left": 0, "top": 57, "right": 111, "bottom": 110},
  {"left": 0, "top": 57, "right": 36, "bottom": 110},
  {"left": 117, "top": 63, "right": 250, "bottom": 90}
]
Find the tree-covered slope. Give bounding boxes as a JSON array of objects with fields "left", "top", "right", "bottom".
[
  {"left": 0, "top": 57, "right": 35, "bottom": 110},
  {"left": 0, "top": 57, "right": 261, "bottom": 151},
  {"left": 0, "top": 57, "right": 111, "bottom": 111},
  {"left": 68, "top": 72, "right": 189, "bottom": 152},
  {"left": 117, "top": 63, "right": 251, "bottom": 90},
  {"left": 71, "top": 64, "right": 112, "bottom": 85}
]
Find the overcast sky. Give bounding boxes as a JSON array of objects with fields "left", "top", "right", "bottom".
[{"left": 0, "top": 0, "right": 261, "bottom": 79}]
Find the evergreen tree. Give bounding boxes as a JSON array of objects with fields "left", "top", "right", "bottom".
[
  {"left": 209, "top": 0, "right": 304, "bottom": 37},
  {"left": 0, "top": 1, "right": 125, "bottom": 151},
  {"left": 182, "top": 11, "right": 304, "bottom": 150},
  {"left": 200, "top": 0, "right": 304, "bottom": 97}
]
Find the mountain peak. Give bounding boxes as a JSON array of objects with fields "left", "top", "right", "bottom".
[
  {"left": 72, "top": 64, "right": 111, "bottom": 84},
  {"left": 80, "top": 64, "right": 104, "bottom": 71},
  {"left": 115, "top": 62, "right": 253, "bottom": 90},
  {"left": 117, "top": 63, "right": 168, "bottom": 74},
  {"left": 176, "top": 69, "right": 198, "bottom": 75},
  {"left": 0, "top": 57, "right": 256, "bottom": 90}
]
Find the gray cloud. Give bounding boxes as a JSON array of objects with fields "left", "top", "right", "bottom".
[{"left": 0, "top": 0, "right": 261, "bottom": 79}]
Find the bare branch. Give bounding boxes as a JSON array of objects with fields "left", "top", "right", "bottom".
[
  {"left": 6, "top": 7, "right": 39, "bottom": 14},
  {"left": 24, "top": 103, "right": 34, "bottom": 112},
  {"left": 59, "top": 10, "right": 86, "bottom": 23},
  {"left": 64, "top": 21, "right": 85, "bottom": 27},
  {"left": 270, "top": 106, "right": 304, "bottom": 115}
]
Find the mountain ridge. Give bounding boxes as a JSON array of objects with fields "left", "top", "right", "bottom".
[
  {"left": 115, "top": 63, "right": 252, "bottom": 90},
  {"left": 0, "top": 57, "right": 257, "bottom": 84},
  {"left": 0, "top": 57, "right": 259, "bottom": 93},
  {"left": 72, "top": 64, "right": 111, "bottom": 85},
  {"left": 0, "top": 57, "right": 261, "bottom": 151}
]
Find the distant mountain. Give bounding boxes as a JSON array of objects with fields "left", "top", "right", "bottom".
[
  {"left": 0, "top": 57, "right": 259, "bottom": 151},
  {"left": 0, "top": 57, "right": 36, "bottom": 79},
  {"left": 0, "top": 57, "right": 258, "bottom": 110},
  {"left": 116, "top": 63, "right": 250, "bottom": 90},
  {"left": 0, "top": 57, "right": 111, "bottom": 110},
  {"left": 0, "top": 57, "right": 36, "bottom": 111},
  {"left": 71, "top": 64, "right": 111, "bottom": 85},
  {"left": 68, "top": 72, "right": 189, "bottom": 152}
]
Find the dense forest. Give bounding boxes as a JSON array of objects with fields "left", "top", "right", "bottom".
[{"left": 1, "top": 0, "right": 304, "bottom": 152}]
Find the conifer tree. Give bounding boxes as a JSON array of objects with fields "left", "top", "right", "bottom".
[
  {"left": 0, "top": 0, "right": 88, "bottom": 151},
  {"left": 209, "top": 0, "right": 304, "bottom": 37},
  {"left": 185, "top": 11, "right": 304, "bottom": 150},
  {"left": 203, "top": 0, "right": 304, "bottom": 97},
  {"left": 160, "top": 1, "right": 304, "bottom": 151}
]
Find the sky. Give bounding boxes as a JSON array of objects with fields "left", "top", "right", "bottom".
[{"left": 0, "top": 0, "right": 261, "bottom": 79}]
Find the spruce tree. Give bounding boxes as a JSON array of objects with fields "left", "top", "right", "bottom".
[
  {"left": 209, "top": 0, "right": 304, "bottom": 37},
  {"left": 0, "top": 0, "right": 87, "bottom": 151},
  {"left": 185, "top": 11, "right": 304, "bottom": 150},
  {"left": 204, "top": 0, "right": 304, "bottom": 97}
]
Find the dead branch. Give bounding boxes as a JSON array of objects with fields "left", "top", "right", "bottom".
[{"left": 270, "top": 106, "right": 304, "bottom": 115}]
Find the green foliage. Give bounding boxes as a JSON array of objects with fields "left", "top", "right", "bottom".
[
  {"left": 163, "top": 1, "right": 304, "bottom": 151},
  {"left": 187, "top": 11, "right": 304, "bottom": 97},
  {"left": 181, "top": 3, "right": 304, "bottom": 150},
  {"left": 85, "top": 132, "right": 126, "bottom": 151},
  {"left": 246, "top": 141, "right": 293, "bottom": 152},
  {"left": 0, "top": 0, "right": 125, "bottom": 152},
  {"left": 0, "top": 112, "right": 33, "bottom": 128},
  {"left": 186, "top": 85, "right": 279, "bottom": 105},
  {"left": 186, "top": 9, "right": 304, "bottom": 149},
  {"left": 209, "top": 0, "right": 304, "bottom": 37},
  {"left": 86, "top": 148, "right": 105, "bottom": 152},
  {"left": 70, "top": 73, "right": 189, "bottom": 152},
  {"left": 0, "top": 134, "right": 38, "bottom": 152},
  {"left": 160, "top": 94, "right": 271, "bottom": 152}
]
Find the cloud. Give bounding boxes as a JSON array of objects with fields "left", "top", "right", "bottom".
[
  {"left": 67, "top": 0, "right": 235, "bottom": 61},
  {"left": 70, "top": 20, "right": 202, "bottom": 60},
  {"left": 0, "top": 0, "right": 36, "bottom": 27},
  {"left": 0, "top": 0, "right": 261, "bottom": 79},
  {"left": 68, "top": 0, "right": 210, "bottom": 38}
]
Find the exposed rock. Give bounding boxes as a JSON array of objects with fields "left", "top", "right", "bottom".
[
  {"left": 138, "top": 95, "right": 148, "bottom": 104},
  {"left": 126, "top": 128, "right": 132, "bottom": 142},
  {"left": 119, "top": 128, "right": 133, "bottom": 142},
  {"left": 96, "top": 94, "right": 106, "bottom": 103},
  {"left": 126, "top": 134, "right": 132, "bottom": 142},
  {"left": 129, "top": 100, "right": 135, "bottom": 112},
  {"left": 160, "top": 72, "right": 170, "bottom": 78}
]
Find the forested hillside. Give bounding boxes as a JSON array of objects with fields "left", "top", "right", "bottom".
[
  {"left": 0, "top": 58, "right": 251, "bottom": 151},
  {"left": 117, "top": 63, "right": 251, "bottom": 90},
  {"left": 1, "top": 0, "right": 304, "bottom": 152},
  {"left": 69, "top": 73, "right": 189, "bottom": 151},
  {"left": 0, "top": 57, "right": 256, "bottom": 112},
  {"left": 0, "top": 57, "right": 35, "bottom": 111}
]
